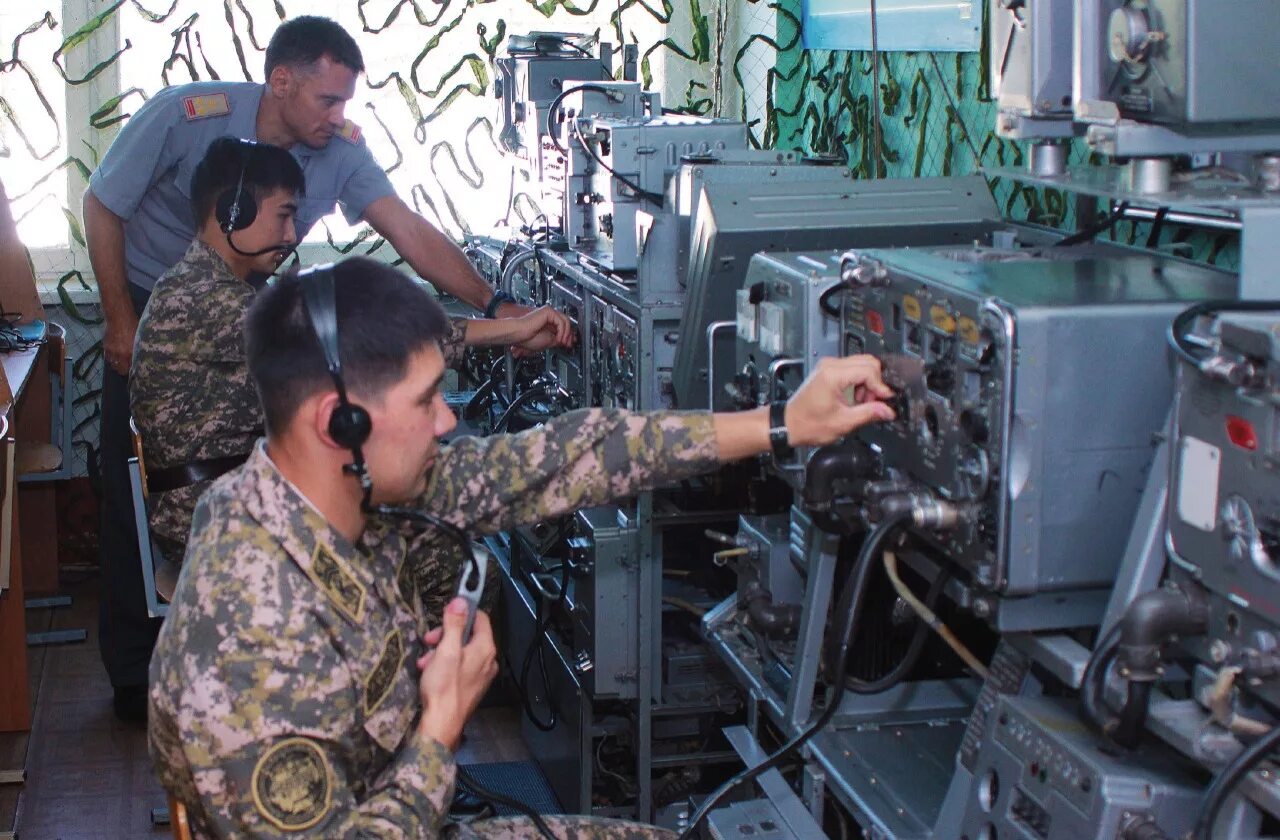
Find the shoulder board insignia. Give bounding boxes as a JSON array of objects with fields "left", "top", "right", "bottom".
[
  {"left": 337, "top": 119, "right": 362, "bottom": 145},
  {"left": 251, "top": 738, "right": 333, "bottom": 832},
  {"left": 182, "top": 92, "right": 231, "bottom": 121},
  {"left": 307, "top": 543, "right": 366, "bottom": 624}
]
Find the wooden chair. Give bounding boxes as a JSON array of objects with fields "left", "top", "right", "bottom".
[
  {"left": 16, "top": 321, "right": 72, "bottom": 483},
  {"left": 169, "top": 795, "right": 192, "bottom": 840},
  {"left": 21, "top": 322, "right": 87, "bottom": 646}
]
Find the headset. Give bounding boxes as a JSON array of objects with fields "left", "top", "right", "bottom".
[
  {"left": 215, "top": 139, "right": 260, "bottom": 234},
  {"left": 295, "top": 265, "right": 555, "bottom": 836},
  {"left": 216, "top": 138, "right": 299, "bottom": 262},
  {"left": 296, "top": 264, "right": 489, "bottom": 641}
]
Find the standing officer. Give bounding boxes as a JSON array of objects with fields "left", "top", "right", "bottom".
[{"left": 84, "top": 16, "right": 542, "bottom": 719}]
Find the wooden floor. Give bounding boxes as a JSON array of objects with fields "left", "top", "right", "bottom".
[
  {"left": 0, "top": 574, "right": 530, "bottom": 839},
  {"left": 2, "top": 575, "right": 168, "bottom": 839}
]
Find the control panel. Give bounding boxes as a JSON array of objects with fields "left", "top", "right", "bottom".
[
  {"left": 840, "top": 243, "right": 1235, "bottom": 615},
  {"left": 959, "top": 695, "right": 1201, "bottom": 840},
  {"left": 1166, "top": 312, "right": 1280, "bottom": 709}
]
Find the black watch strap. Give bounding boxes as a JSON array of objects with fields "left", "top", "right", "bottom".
[
  {"left": 768, "top": 400, "right": 792, "bottom": 459},
  {"left": 484, "top": 290, "right": 515, "bottom": 318}
]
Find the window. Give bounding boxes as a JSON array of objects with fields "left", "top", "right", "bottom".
[{"left": 3, "top": 0, "right": 736, "bottom": 277}]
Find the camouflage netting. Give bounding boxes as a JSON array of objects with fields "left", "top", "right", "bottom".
[
  {"left": 0, "top": 0, "right": 780, "bottom": 467},
  {"left": 0, "top": 1, "right": 1242, "bottom": 473}
]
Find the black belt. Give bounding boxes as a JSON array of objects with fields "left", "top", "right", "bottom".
[{"left": 147, "top": 453, "right": 249, "bottom": 493}]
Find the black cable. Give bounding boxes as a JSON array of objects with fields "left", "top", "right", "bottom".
[
  {"left": 845, "top": 563, "right": 949, "bottom": 693},
  {"left": 546, "top": 83, "right": 619, "bottom": 157},
  {"left": 464, "top": 357, "right": 508, "bottom": 422},
  {"left": 225, "top": 231, "right": 298, "bottom": 260},
  {"left": 570, "top": 120, "right": 665, "bottom": 206},
  {"left": 494, "top": 384, "right": 554, "bottom": 433},
  {"left": 1055, "top": 201, "right": 1131, "bottom": 247},
  {"left": 544, "top": 35, "right": 615, "bottom": 81},
  {"left": 517, "top": 562, "right": 569, "bottom": 731},
  {"left": 677, "top": 512, "right": 912, "bottom": 840},
  {"left": 1080, "top": 622, "right": 1123, "bottom": 735},
  {"left": 456, "top": 765, "right": 558, "bottom": 840},
  {"left": 818, "top": 283, "right": 847, "bottom": 319},
  {"left": 369, "top": 505, "right": 557, "bottom": 840},
  {"left": 1167, "top": 299, "right": 1280, "bottom": 370},
  {"left": 1144, "top": 206, "right": 1169, "bottom": 249},
  {"left": 0, "top": 312, "right": 45, "bottom": 352},
  {"left": 1195, "top": 724, "right": 1280, "bottom": 840}
]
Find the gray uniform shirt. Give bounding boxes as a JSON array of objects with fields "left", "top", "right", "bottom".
[{"left": 88, "top": 80, "right": 395, "bottom": 292}]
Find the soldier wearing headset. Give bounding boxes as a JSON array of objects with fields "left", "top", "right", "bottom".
[
  {"left": 85, "top": 16, "right": 563, "bottom": 719},
  {"left": 130, "top": 137, "right": 571, "bottom": 569},
  {"left": 147, "top": 256, "right": 896, "bottom": 837}
]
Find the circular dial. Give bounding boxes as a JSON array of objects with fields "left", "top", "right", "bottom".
[{"left": 958, "top": 446, "right": 992, "bottom": 500}]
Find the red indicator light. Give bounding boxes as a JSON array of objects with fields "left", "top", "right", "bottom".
[
  {"left": 866, "top": 310, "right": 885, "bottom": 335},
  {"left": 1226, "top": 415, "right": 1258, "bottom": 451}
]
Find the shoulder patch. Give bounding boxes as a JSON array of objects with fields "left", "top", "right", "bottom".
[
  {"left": 251, "top": 738, "right": 332, "bottom": 832},
  {"left": 337, "top": 118, "right": 362, "bottom": 145},
  {"left": 364, "top": 629, "right": 404, "bottom": 716},
  {"left": 308, "top": 543, "right": 366, "bottom": 623},
  {"left": 396, "top": 557, "right": 417, "bottom": 608},
  {"left": 182, "top": 92, "right": 231, "bottom": 121}
]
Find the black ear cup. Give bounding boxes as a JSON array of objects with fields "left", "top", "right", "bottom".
[
  {"left": 216, "top": 188, "right": 258, "bottom": 233},
  {"left": 329, "top": 403, "right": 372, "bottom": 449}
]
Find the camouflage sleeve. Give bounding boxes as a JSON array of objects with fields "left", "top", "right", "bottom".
[
  {"left": 441, "top": 317, "right": 468, "bottom": 370},
  {"left": 417, "top": 408, "right": 718, "bottom": 534},
  {"left": 180, "top": 631, "right": 456, "bottom": 837}
]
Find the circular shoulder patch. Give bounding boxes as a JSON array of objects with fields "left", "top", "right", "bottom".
[{"left": 251, "top": 738, "right": 333, "bottom": 832}]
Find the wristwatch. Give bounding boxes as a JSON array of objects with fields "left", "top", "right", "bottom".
[
  {"left": 768, "top": 400, "right": 793, "bottom": 459},
  {"left": 484, "top": 290, "right": 515, "bottom": 318}
]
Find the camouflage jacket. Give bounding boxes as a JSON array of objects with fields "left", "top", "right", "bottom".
[
  {"left": 129, "top": 239, "right": 260, "bottom": 558},
  {"left": 130, "top": 238, "right": 470, "bottom": 559},
  {"left": 150, "top": 406, "right": 716, "bottom": 837}
]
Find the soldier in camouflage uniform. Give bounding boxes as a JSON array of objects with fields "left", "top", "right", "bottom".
[
  {"left": 148, "top": 257, "right": 896, "bottom": 838},
  {"left": 131, "top": 138, "right": 573, "bottom": 564}
]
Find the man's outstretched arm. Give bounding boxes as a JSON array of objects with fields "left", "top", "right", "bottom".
[{"left": 417, "top": 355, "right": 895, "bottom": 536}]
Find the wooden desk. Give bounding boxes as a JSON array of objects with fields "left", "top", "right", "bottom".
[{"left": 0, "top": 345, "right": 45, "bottom": 732}]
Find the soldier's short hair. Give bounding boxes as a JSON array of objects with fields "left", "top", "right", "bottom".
[
  {"left": 265, "top": 16, "right": 365, "bottom": 77},
  {"left": 190, "top": 137, "right": 305, "bottom": 228},
  {"left": 246, "top": 257, "right": 450, "bottom": 435}
]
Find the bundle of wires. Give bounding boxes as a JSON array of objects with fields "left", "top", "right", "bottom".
[
  {"left": 676, "top": 510, "right": 914, "bottom": 839},
  {"left": 0, "top": 313, "right": 45, "bottom": 352}
]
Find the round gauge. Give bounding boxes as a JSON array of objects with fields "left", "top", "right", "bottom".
[
  {"left": 1221, "top": 494, "right": 1273, "bottom": 573},
  {"left": 1108, "top": 3, "right": 1155, "bottom": 76},
  {"left": 958, "top": 446, "right": 992, "bottom": 500}
]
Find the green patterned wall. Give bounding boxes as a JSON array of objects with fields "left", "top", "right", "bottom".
[{"left": 0, "top": 0, "right": 780, "bottom": 472}]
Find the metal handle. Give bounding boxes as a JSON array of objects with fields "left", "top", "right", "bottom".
[
  {"left": 766, "top": 358, "right": 803, "bottom": 403},
  {"left": 767, "top": 358, "right": 803, "bottom": 470},
  {"left": 706, "top": 320, "right": 737, "bottom": 409}
]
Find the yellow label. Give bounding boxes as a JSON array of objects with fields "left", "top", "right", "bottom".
[
  {"left": 902, "top": 295, "right": 922, "bottom": 321},
  {"left": 337, "top": 118, "right": 363, "bottom": 144},
  {"left": 957, "top": 316, "right": 980, "bottom": 344},
  {"left": 930, "top": 304, "right": 956, "bottom": 334},
  {"left": 182, "top": 93, "right": 230, "bottom": 120}
]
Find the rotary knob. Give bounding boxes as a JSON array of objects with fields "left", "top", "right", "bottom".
[
  {"left": 1221, "top": 494, "right": 1272, "bottom": 571},
  {"left": 1108, "top": 3, "right": 1162, "bottom": 74}
]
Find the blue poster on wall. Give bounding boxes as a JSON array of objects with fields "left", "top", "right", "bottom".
[{"left": 802, "top": 0, "right": 981, "bottom": 52}]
